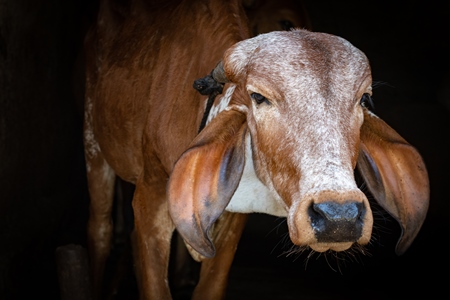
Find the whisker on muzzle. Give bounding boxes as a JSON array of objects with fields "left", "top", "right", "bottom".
[{"left": 273, "top": 231, "right": 371, "bottom": 272}]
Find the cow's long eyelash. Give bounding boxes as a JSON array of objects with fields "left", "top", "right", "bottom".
[
  {"left": 251, "top": 92, "right": 270, "bottom": 105},
  {"left": 360, "top": 93, "right": 374, "bottom": 111}
]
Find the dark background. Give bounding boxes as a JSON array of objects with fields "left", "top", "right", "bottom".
[{"left": 1, "top": 0, "right": 448, "bottom": 299}]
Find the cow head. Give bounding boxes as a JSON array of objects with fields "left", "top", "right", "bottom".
[{"left": 168, "top": 29, "right": 429, "bottom": 259}]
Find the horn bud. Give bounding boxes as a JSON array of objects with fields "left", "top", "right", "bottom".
[{"left": 211, "top": 61, "right": 229, "bottom": 84}]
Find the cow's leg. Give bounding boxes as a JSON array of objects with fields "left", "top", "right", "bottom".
[
  {"left": 85, "top": 152, "right": 116, "bottom": 299},
  {"left": 131, "top": 172, "right": 175, "bottom": 300},
  {"left": 192, "top": 212, "right": 248, "bottom": 300}
]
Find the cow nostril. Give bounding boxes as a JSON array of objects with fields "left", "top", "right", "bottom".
[{"left": 308, "top": 201, "right": 365, "bottom": 243}]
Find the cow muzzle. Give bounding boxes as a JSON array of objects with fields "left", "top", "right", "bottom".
[{"left": 288, "top": 190, "right": 373, "bottom": 252}]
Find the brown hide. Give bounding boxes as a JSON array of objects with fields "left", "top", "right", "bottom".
[
  {"left": 85, "top": 0, "right": 251, "bottom": 183},
  {"left": 84, "top": 0, "right": 251, "bottom": 298}
]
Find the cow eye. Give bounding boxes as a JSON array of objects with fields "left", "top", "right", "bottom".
[
  {"left": 360, "top": 93, "right": 374, "bottom": 111},
  {"left": 251, "top": 92, "right": 270, "bottom": 105}
]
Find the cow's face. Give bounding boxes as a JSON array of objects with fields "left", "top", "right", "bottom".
[
  {"left": 168, "top": 29, "right": 429, "bottom": 258},
  {"left": 226, "top": 31, "right": 373, "bottom": 252}
]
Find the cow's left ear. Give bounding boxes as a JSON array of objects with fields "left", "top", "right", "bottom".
[
  {"left": 357, "top": 110, "right": 430, "bottom": 255},
  {"left": 168, "top": 109, "right": 247, "bottom": 258}
]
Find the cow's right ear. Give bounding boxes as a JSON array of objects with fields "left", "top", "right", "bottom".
[{"left": 168, "top": 109, "right": 247, "bottom": 258}]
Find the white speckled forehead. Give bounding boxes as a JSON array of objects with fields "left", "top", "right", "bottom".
[
  {"left": 225, "top": 29, "right": 371, "bottom": 94},
  {"left": 222, "top": 29, "right": 372, "bottom": 199}
]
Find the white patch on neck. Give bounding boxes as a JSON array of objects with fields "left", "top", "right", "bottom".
[
  {"left": 205, "top": 84, "right": 286, "bottom": 216},
  {"left": 225, "top": 133, "right": 287, "bottom": 217}
]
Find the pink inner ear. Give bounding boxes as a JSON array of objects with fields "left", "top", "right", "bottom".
[
  {"left": 357, "top": 111, "right": 430, "bottom": 255},
  {"left": 167, "top": 110, "right": 247, "bottom": 258}
]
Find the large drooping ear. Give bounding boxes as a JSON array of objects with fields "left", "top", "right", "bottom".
[
  {"left": 168, "top": 109, "right": 247, "bottom": 258},
  {"left": 357, "top": 110, "right": 430, "bottom": 255}
]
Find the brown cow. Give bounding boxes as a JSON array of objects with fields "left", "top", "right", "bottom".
[{"left": 83, "top": 0, "right": 429, "bottom": 299}]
